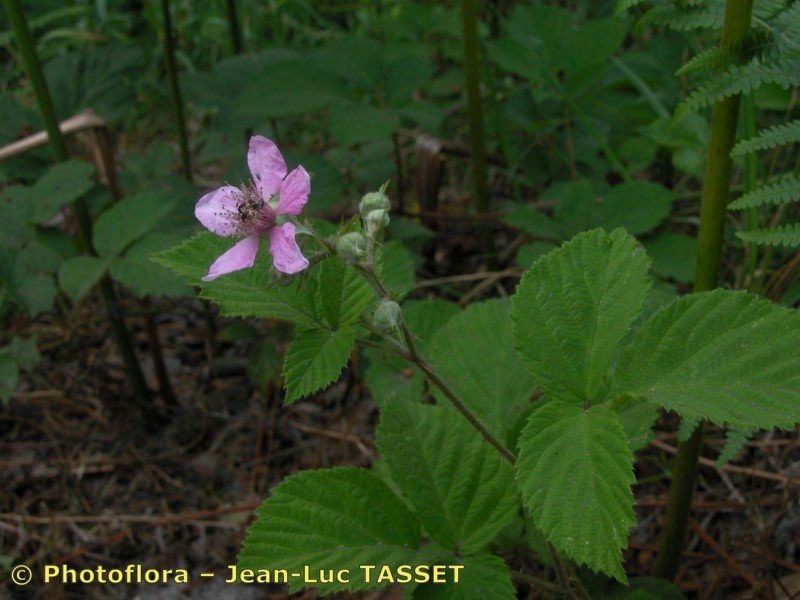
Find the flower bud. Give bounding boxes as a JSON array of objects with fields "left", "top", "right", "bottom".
[
  {"left": 359, "top": 191, "right": 391, "bottom": 217},
  {"left": 365, "top": 208, "right": 390, "bottom": 232},
  {"left": 373, "top": 300, "right": 402, "bottom": 332},
  {"left": 335, "top": 231, "right": 366, "bottom": 264}
]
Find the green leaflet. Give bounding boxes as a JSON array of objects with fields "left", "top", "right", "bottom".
[
  {"left": 615, "top": 290, "right": 800, "bottom": 429},
  {"left": 238, "top": 468, "right": 421, "bottom": 593},
  {"left": 412, "top": 553, "right": 515, "bottom": 600},
  {"left": 155, "top": 231, "right": 316, "bottom": 316},
  {"left": 283, "top": 327, "right": 356, "bottom": 404},
  {"left": 152, "top": 232, "right": 232, "bottom": 286},
  {"left": 643, "top": 232, "right": 696, "bottom": 284},
  {"left": 316, "top": 257, "right": 374, "bottom": 328},
  {"left": 516, "top": 401, "right": 635, "bottom": 582},
  {"left": 27, "top": 160, "right": 94, "bottom": 224},
  {"left": 0, "top": 337, "right": 39, "bottom": 404},
  {"left": 377, "top": 401, "right": 518, "bottom": 554},
  {"left": 93, "top": 190, "right": 177, "bottom": 257},
  {"left": 109, "top": 231, "right": 193, "bottom": 298},
  {"left": 58, "top": 256, "right": 108, "bottom": 301},
  {"left": 428, "top": 298, "right": 537, "bottom": 444},
  {"left": 512, "top": 229, "right": 651, "bottom": 404}
]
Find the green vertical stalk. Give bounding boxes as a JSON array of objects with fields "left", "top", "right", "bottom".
[
  {"left": 460, "top": 0, "right": 494, "bottom": 257},
  {"left": 3, "top": 0, "right": 152, "bottom": 409},
  {"left": 160, "top": 0, "right": 192, "bottom": 181},
  {"left": 226, "top": 0, "right": 242, "bottom": 54},
  {"left": 653, "top": 0, "right": 754, "bottom": 580}
]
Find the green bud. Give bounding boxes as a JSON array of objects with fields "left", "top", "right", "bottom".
[
  {"left": 335, "top": 231, "right": 366, "bottom": 264},
  {"left": 359, "top": 191, "right": 391, "bottom": 217},
  {"left": 365, "top": 208, "right": 390, "bottom": 232},
  {"left": 373, "top": 300, "right": 402, "bottom": 332}
]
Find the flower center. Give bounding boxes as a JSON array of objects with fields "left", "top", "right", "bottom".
[{"left": 236, "top": 184, "right": 275, "bottom": 234}]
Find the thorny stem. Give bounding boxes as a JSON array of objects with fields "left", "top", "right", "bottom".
[
  {"left": 2, "top": 0, "right": 152, "bottom": 411},
  {"left": 653, "top": 0, "right": 754, "bottom": 580}
]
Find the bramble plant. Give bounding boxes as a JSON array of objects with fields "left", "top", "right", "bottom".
[{"left": 156, "top": 135, "right": 800, "bottom": 595}]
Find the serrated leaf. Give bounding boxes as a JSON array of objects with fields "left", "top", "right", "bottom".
[
  {"left": 512, "top": 229, "right": 651, "bottom": 404},
  {"left": 238, "top": 467, "right": 421, "bottom": 593},
  {"left": 615, "top": 290, "right": 800, "bottom": 429},
  {"left": 203, "top": 262, "right": 322, "bottom": 325},
  {"left": 516, "top": 401, "right": 635, "bottom": 582},
  {"left": 93, "top": 191, "right": 176, "bottom": 257},
  {"left": 58, "top": 256, "right": 109, "bottom": 301},
  {"left": 283, "top": 327, "right": 355, "bottom": 403},
  {"left": 377, "top": 401, "right": 518, "bottom": 554},
  {"left": 428, "top": 299, "right": 537, "bottom": 444},
  {"left": 152, "top": 232, "right": 231, "bottom": 286},
  {"left": 317, "top": 258, "right": 374, "bottom": 328},
  {"left": 156, "top": 233, "right": 322, "bottom": 325},
  {"left": 29, "top": 160, "right": 95, "bottom": 223},
  {"left": 412, "top": 553, "right": 516, "bottom": 600}
]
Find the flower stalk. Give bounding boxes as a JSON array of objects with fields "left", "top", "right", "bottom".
[
  {"left": 653, "top": 0, "right": 754, "bottom": 579},
  {"left": 2, "top": 0, "right": 152, "bottom": 410}
]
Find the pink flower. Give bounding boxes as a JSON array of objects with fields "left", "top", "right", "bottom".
[{"left": 194, "top": 136, "right": 311, "bottom": 281}]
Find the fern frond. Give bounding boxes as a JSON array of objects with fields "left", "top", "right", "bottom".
[
  {"left": 639, "top": 3, "right": 725, "bottom": 31},
  {"left": 715, "top": 428, "right": 752, "bottom": 467},
  {"left": 772, "top": 2, "right": 800, "bottom": 52},
  {"left": 729, "top": 175, "right": 800, "bottom": 209},
  {"left": 615, "top": 0, "right": 648, "bottom": 15},
  {"left": 737, "top": 223, "right": 800, "bottom": 247},
  {"left": 754, "top": 0, "right": 789, "bottom": 21},
  {"left": 676, "top": 45, "right": 733, "bottom": 75},
  {"left": 677, "top": 416, "right": 700, "bottom": 442},
  {"left": 732, "top": 119, "right": 800, "bottom": 156},
  {"left": 676, "top": 57, "right": 800, "bottom": 118}
]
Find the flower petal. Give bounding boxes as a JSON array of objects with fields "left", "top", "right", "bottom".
[
  {"left": 277, "top": 165, "right": 311, "bottom": 215},
  {"left": 202, "top": 235, "right": 260, "bottom": 282},
  {"left": 248, "top": 135, "right": 286, "bottom": 199},
  {"left": 268, "top": 223, "right": 309, "bottom": 275},
  {"left": 195, "top": 186, "right": 241, "bottom": 236}
]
